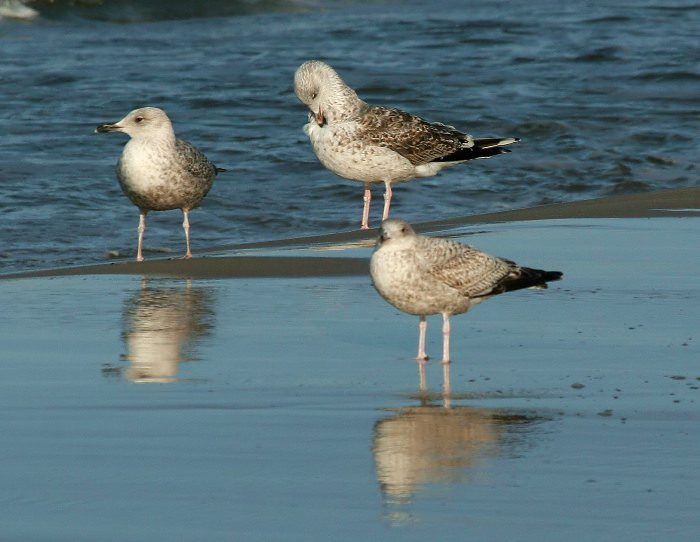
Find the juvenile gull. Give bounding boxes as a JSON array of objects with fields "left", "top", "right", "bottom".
[
  {"left": 96, "top": 107, "right": 224, "bottom": 262},
  {"left": 370, "top": 219, "right": 562, "bottom": 392},
  {"left": 294, "top": 60, "right": 519, "bottom": 229}
]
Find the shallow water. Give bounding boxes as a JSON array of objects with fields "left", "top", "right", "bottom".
[
  {"left": 1, "top": 0, "right": 698, "bottom": 272},
  {"left": 1, "top": 217, "right": 699, "bottom": 540}
]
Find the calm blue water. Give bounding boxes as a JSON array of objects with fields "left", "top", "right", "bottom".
[{"left": 1, "top": 0, "right": 698, "bottom": 272}]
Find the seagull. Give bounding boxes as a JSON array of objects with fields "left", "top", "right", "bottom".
[
  {"left": 96, "top": 107, "right": 224, "bottom": 262},
  {"left": 370, "top": 219, "right": 562, "bottom": 392},
  {"left": 294, "top": 60, "right": 519, "bottom": 229}
]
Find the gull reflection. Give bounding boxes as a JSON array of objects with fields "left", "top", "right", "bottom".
[
  {"left": 416, "top": 358, "right": 454, "bottom": 400},
  {"left": 373, "top": 399, "right": 541, "bottom": 518},
  {"left": 116, "top": 279, "right": 214, "bottom": 383}
]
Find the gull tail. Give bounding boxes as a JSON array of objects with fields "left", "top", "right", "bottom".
[
  {"left": 435, "top": 136, "right": 520, "bottom": 163},
  {"left": 488, "top": 266, "right": 563, "bottom": 296}
]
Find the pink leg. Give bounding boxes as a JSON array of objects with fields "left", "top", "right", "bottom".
[
  {"left": 441, "top": 313, "right": 451, "bottom": 363},
  {"left": 416, "top": 316, "right": 428, "bottom": 361},
  {"left": 382, "top": 181, "right": 393, "bottom": 220},
  {"left": 182, "top": 208, "right": 192, "bottom": 259},
  {"left": 136, "top": 210, "right": 147, "bottom": 262},
  {"left": 360, "top": 183, "right": 371, "bottom": 230}
]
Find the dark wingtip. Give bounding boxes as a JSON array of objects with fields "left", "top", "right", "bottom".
[
  {"left": 534, "top": 271, "right": 563, "bottom": 289},
  {"left": 545, "top": 270, "right": 563, "bottom": 282},
  {"left": 215, "top": 167, "right": 227, "bottom": 174},
  {"left": 489, "top": 267, "right": 563, "bottom": 296}
]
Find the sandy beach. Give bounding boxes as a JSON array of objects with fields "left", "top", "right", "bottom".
[{"left": 1, "top": 188, "right": 698, "bottom": 541}]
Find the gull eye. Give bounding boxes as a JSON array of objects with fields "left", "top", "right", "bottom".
[
  {"left": 135, "top": 116, "right": 144, "bottom": 123},
  {"left": 311, "top": 92, "right": 317, "bottom": 100}
]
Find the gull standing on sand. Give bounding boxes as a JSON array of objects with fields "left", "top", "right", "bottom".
[
  {"left": 96, "top": 107, "right": 224, "bottom": 262},
  {"left": 294, "top": 60, "right": 519, "bottom": 229},
  {"left": 370, "top": 219, "right": 562, "bottom": 393}
]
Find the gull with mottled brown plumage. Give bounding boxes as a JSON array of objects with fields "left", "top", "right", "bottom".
[
  {"left": 370, "top": 219, "right": 562, "bottom": 393},
  {"left": 96, "top": 107, "right": 224, "bottom": 262},
  {"left": 294, "top": 60, "right": 519, "bottom": 229}
]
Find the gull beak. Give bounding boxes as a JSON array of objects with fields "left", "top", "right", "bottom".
[
  {"left": 313, "top": 108, "right": 325, "bottom": 126},
  {"left": 95, "top": 123, "right": 122, "bottom": 134}
]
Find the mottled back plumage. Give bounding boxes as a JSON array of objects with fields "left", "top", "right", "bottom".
[
  {"left": 358, "top": 106, "right": 476, "bottom": 166},
  {"left": 412, "top": 236, "right": 514, "bottom": 298}
]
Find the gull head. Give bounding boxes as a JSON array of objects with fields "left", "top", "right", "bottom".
[
  {"left": 95, "top": 107, "right": 175, "bottom": 141},
  {"left": 377, "top": 218, "right": 417, "bottom": 247},
  {"left": 294, "top": 60, "right": 361, "bottom": 126}
]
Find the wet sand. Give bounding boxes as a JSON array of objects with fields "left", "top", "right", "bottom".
[
  {"left": 3, "top": 186, "right": 698, "bottom": 281},
  {"left": 1, "top": 188, "right": 698, "bottom": 541}
]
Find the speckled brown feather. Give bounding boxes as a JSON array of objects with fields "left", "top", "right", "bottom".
[
  {"left": 175, "top": 139, "right": 218, "bottom": 181},
  {"left": 411, "top": 234, "right": 562, "bottom": 299},
  {"left": 357, "top": 105, "right": 470, "bottom": 165},
  {"left": 413, "top": 236, "right": 514, "bottom": 297},
  {"left": 116, "top": 138, "right": 217, "bottom": 212}
]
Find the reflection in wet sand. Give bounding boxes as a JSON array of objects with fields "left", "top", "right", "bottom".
[
  {"left": 373, "top": 401, "right": 541, "bottom": 520},
  {"left": 117, "top": 279, "right": 214, "bottom": 382}
]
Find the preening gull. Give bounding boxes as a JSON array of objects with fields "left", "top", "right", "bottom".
[
  {"left": 370, "top": 219, "right": 562, "bottom": 392},
  {"left": 294, "top": 60, "right": 519, "bottom": 229},
  {"left": 96, "top": 107, "right": 224, "bottom": 262}
]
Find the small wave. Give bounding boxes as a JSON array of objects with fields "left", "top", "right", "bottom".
[
  {"left": 604, "top": 180, "right": 653, "bottom": 196},
  {"left": 25, "top": 0, "right": 381, "bottom": 22},
  {"left": 645, "top": 3, "right": 700, "bottom": 12},
  {"left": 572, "top": 46, "right": 622, "bottom": 63},
  {"left": 631, "top": 70, "right": 700, "bottom": 82},
  {"left": 583, "top": 15, "right": 634, "bottom": 24},
  {"left": 511, "top": 119, "right": 572, "bottom": 136},
  {"left": 30, "top": 0, "right": 305, "bottom": 22}
]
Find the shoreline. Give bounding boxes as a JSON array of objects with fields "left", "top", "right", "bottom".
[{"left": 2, "top": 186, "right": 698, "bottom": 281}]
